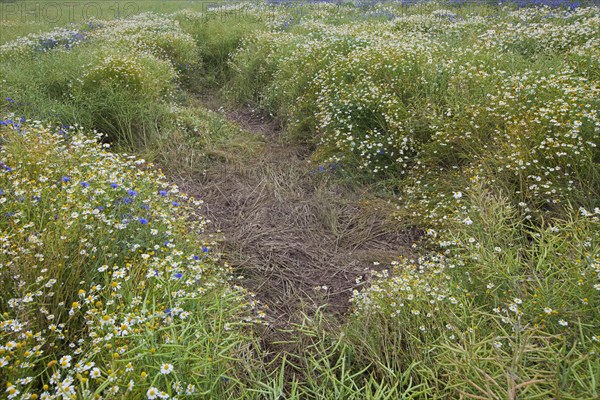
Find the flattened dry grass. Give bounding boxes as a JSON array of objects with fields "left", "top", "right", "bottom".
[{"left": 161, "top": 95, "right": 418, "bottom": 326}]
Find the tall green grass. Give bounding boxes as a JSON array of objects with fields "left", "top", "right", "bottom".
[
  {"left": 1, "top": 1, "right": 598, "bottom": 398},
  {"left": 218, "top": 3, "right": 600, "bottom": 398},
  {"left": 0, "top": 0, "right": 225, "bottom": 44},
  {"left": 0, "top": 119, "right": 267, "bottom": 398},
  {"left": 0, "top": 13, "right": 200, "bottom": 148}
]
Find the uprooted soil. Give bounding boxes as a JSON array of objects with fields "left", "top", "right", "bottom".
[{"left": 170, "top": 96, "right": 419, "bottom": 328}]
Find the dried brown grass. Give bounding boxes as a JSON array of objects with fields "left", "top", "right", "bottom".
[
  {"left": 179, "top": 140, "right": 417, "bottom": 323},
  {"left": 161, "top": 94, "right": 415, "bottom": 325}
]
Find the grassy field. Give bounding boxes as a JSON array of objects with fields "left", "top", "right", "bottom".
[
  {"left": 1, "top": 0, "right": 599, "bottom": 398},
  {"left": 0, "top": 1, "right": 227, "bottom": 43}
]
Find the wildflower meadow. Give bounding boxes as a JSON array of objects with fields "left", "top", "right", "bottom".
[{"left": 1, "top": 0, "right": 599, "bottom": 398}]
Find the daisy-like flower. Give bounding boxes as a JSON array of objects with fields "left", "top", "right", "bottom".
[
  {"left": 558, "top": 319, "right": 569, "bottom": 327},
  {"left": 185, "top": 384, "right": 196, "bottom": 395},
  {"left": 159, "top": 391, "right": 170, "bottom": 399},
  {"left": 59, "top": 355, "right": 72, "bottom": 368},
  {"left": 543, "top": 307, "right": 553, "bottom": 315},
  {"left": 160, "top": 363, "right": 174, "bottom": 375},
  {"left": 147, "top": 387, "right": 159, "bottom": 399},
  {"left": 90, "top": 367, "right": 101, "bottom": 379},
  {"left": 5, "top": 382, "right": 19, "bottom": 399}
]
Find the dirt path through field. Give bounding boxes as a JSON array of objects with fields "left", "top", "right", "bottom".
[{"left": 171, "top": 95, "right": 418, "bottom": 328}]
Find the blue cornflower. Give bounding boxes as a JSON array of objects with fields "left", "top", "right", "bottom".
[
  {"left": 127, "top": 189, "right": 138, "bottom": 197},
  {"left": 159, "top": 190, "right": 168, "bottom": 197},
  {"left": 174, "top": 273, "right": 183, "bottom": 279},
  {"left": 164, "top": 308, "right": 172, "bottom": 316},
  {"left": 172, "top": 201, "right": 180, "bottom": 207},
  {"left": 193, "top": 255, "right": 200, "bottom": 261},
  {"left": 123, "top": 197, "right": 133, "bottom": 205},
  {"left": 80, "top": 181, "right": 90, "bottom": 188},
  {"left": 110, "top": 182, "right": 118, "bottom": 189},
  {"left": 62, "top": 176, "right": 71, "bottom": 183},
  {"left": 138, "top": 217, "right": 148, "bottom": 225},
  {"left": 0, "top": 189, "right": 3, "bottom": 196},
  {"left": 202, "top": 246, "right": 209, "bottom": 253}
]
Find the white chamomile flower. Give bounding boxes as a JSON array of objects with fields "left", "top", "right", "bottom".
[
  {"left": 59, "top": 355, "right": 72, "bottom": 368},
  {"left": 90, "top": 367, "right": 101, "bottom": 379},
  {"left": 160, "top": 363, "right": 174, "bottom": 375},
  {"left": 147, "top": 387, "right": 159, "bottom": 399}
]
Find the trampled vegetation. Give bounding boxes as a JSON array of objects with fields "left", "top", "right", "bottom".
[{"left": 1, "top": 0, "right": 599, "bottom": 398}]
